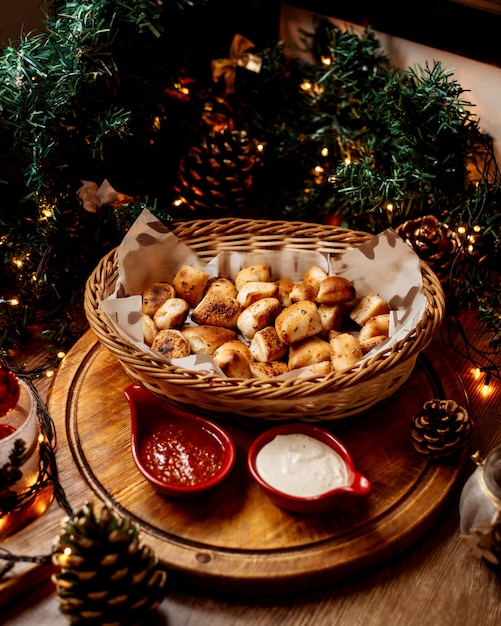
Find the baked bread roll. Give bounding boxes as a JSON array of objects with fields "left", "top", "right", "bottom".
[
  {"left": 205, "top": 277, "right": 237, "bottom": 299},
  {"left": 213, "top": 348, "right": 252, "bottom": 378},
  {"left": 173, "top": 264, "right": 209, "bottom": 308},
  {"left": 250, "top": 326, "right": 287, "bottom": 362},
  {"left": 142, "top": 282, "right": 176, "bottom": 316},
  {"left": 317, "top": 303, "right": 342, "bottom": 338},
  {"left": 303, "top": 265, "right": 328, "bottom": 293},
  {"left": 235, "top": 264, "right": 271, "bottom": 291},
  {"left": 142, "top": 314, "right": 158, "bottom": 346},
  {"left": 289, "top": 283, "right": 316, "bottom": 304},
  {"left": 181, "top": 325, "right": 236, "bottom": 355},
  {"left": 316, "top": 276, "right": 356, "bottom": 305},
  {"left": 360, "top": 335, "right": 388, "bottom": 354},
  {"left": 237, "top": 297, "right": 282, "bottom": 340},
  {"left": 191, "top": 293, "right": 241, "bottom": 328},
  {"left": 213, "top": 339, "right": 252, "bottom": 363},
  {"left": 295, "top": 361, "right": 332, "bottom": 377},
  {"left": 358, "top": 313, "right": 390, "bottom": 342},
  {"left": 249, "top": 361, "right": 289, "bottom": 379},
  {"left": 288, "top": 336, "right": 331, "bottom": 370},
  {"left": 151, "top": 329, "right": 191, "bottom": 359},
  {"left": 330, "top": 332, "right": 363, "bottom": 371},
  {"left": 350, "top": 293, "right": 390, "bottom": 327},
  {"left": 275, "top": 300, "right": 323, "bottom": 344},
  {"left": 276, "top": 278, "right": 294, "bottom": 308},
  {"left": 236, "top": 281, "right": 278, "bottom": 308},
  {"left": 153, "top": 297, "right": 190, "bottom": 330}
]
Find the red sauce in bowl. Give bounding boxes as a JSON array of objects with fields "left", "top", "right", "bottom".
[
  {"left": 125, "top": 383, "right": 236, "bottom": 497},
  {"left": 0, "top": 423, "right": 16, "bottom": 440},
  {"left": 139, "top": 420, "right": 226, "bottom": 486}
]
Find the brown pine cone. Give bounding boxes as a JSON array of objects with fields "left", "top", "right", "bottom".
[
  {"left": 395, "top": 215, "right": 461, "bottom": 287},
  {"left": 410, "top": 399, "right": 471, "bottom": 459}
]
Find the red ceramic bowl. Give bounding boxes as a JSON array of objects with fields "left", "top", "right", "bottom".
[
  {"left": 248, "top": 423, "right": 371, "bottom": 514},
  {"left": 124, "top": 384, "right": 236, "bottom": 498}
]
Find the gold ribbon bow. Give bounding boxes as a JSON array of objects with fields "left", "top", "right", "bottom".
[{"left": 211, "top": 34, "right": 262, "bottom": 95}]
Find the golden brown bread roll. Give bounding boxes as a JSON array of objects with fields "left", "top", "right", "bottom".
[
  {"left": 236, "top": 281, "right": 278, "bottom": 308},
  {"left": 213, "top": 339, "right": 252, "bottom": 362},
  {"left": 213, "top": 348, "right": 252, "bottom": 378},
  {"left": 181, "top": 325, "right": 236, "bottom": 354},
  {"left": 275, "top": 300, "right": 323, "bottom": 344},
  {"left": 142, "top": 282, "right": 176, "bottom": 316},
  {"left": 234, "top": 264, "right": 271, "bottom": 291},
  {"left": 173, "top": 264, "right": 209, "bottom": 308},
  {"left": 316, "top": 276, "right": 356, "bottom": 305},
  {"left": 276, "top": 278, "right": 294, "bottom": 308},
  {"left": 249, "top": 361, "right": 289, "bottom": 379},
  {"left": 317, "top": 303, "right": 342, "bottom": 338},
  {"left": 237, "top": 297, "right": 282, "bottom": 340},
  {"left": 288, "top": 336, "right": 331, "bottom": 370},
  {"left": 330, "top": 332, "right": 363, "bottom": 371},
  {"left": 294, "top": 360, "right": 332, "bottom": 377},
  {"left": 302, "top": 265, "right": 328, "bottom": 293},
  {"left": 153, "top": 297, "right": 190, "bottom": 330},
  {"left": 358, "top": 313, "right": 390, "bottom": 342},
  {"left": 151, "top": 329, "right": 191, "bottom": 359},
  {"left": 289, "top": 283, "right": 316, "bottom": 304},
  {"left": 142, "top": 314, "right": 158, "bottom": 346},
  {"left": 205, "top": 277, "right": 237, "bottom": 299},
  {"left": 250, "top": 326, "right": 287, "bottom": 363},
  {"left": 349, "top": 293, "right": 391, "bottom": 327},
  {"left": 191, "top": 293, "right": 241, "bottom": 328},
  {"left": 360, "top": 335, "right": 388, "bottom": 354}
]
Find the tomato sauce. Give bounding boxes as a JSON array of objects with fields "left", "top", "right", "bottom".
[{"left": 139, "top": 420, "right": 226, "bottom": 486}]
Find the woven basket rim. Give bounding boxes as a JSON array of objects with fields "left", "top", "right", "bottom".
[{"left": 84, "top": 218, "right": 445, "bottom": 394}]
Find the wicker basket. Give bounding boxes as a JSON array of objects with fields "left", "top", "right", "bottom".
[{"left": 84, "top": 218, "right": 445, "bottom": 423}]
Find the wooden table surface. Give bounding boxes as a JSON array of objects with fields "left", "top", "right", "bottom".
[{"left": 1, "top": 311, "right": 500, "bottom": 626}]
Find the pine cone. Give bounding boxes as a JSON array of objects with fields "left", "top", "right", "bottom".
[
  {"left": 173, "top": 125, "right": 256, "bottom": 217},
  {"left": 395, "top": 215, "right": 461, "bottom": 287},
  {"left": 410, "top": 399, "right": 471, "bottom": 459},
  {"left": 52, "top": 502, "right": 167, "bottom": 625}
]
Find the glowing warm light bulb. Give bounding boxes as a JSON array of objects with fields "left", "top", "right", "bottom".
[
  {"left": 314, "top": 165, "right": 324, "bottom": 174},
  {"left": 481, "top": 382, "right": 493, "bottom": 398},
  {"left": 386, "top": 203, "right": 394, "bottom": 212},
  {"left": 321, "top": 55, "right": 332, "bottom": 66},
  {"left": 57, "top": 351, "right": 66, "bottom": 360},
  {"left": 301, "top": 80, "right": 312, "bottom": 91},
  {"left": 321, "top": 147, "right": 329, "bottom": 157},
  {"left": 457, "top": 226, "right": 466, "bottom": 235},
  {"left": 257, "top": 143, "right": 264, "bottom": 152},
  {"left": 45, "top": 369, "right": 55, "bottom": 378},
  {"left": 472, "top": 367, "right": 482, "bottom": 380},
  {"left": 344, "top": 157, "right": 351, "bottom": 166}
]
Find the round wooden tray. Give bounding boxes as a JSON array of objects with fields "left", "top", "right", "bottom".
[{"left": 48, "top": 330, "right": 468, "bottom": 594}]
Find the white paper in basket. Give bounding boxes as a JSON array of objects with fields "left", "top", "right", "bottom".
[{"left": 100, "top": 209, "right": 426, "bottom": 376}]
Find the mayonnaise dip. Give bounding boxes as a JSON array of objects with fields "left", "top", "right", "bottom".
[{"left": 255, "top": 433, "right": 350, "bottom": 497}]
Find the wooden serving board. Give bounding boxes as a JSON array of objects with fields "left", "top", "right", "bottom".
[{"left": 44, "top": 329, "right": 467, "bottom": 594}]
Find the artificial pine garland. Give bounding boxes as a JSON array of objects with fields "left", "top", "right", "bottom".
[{"left": 0, "top": 1, "right": 499, "bottom": 381}]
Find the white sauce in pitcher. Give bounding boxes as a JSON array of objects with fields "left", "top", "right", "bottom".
[{"left": 255, "top": 433, "right": 350, "bottom": 497}]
